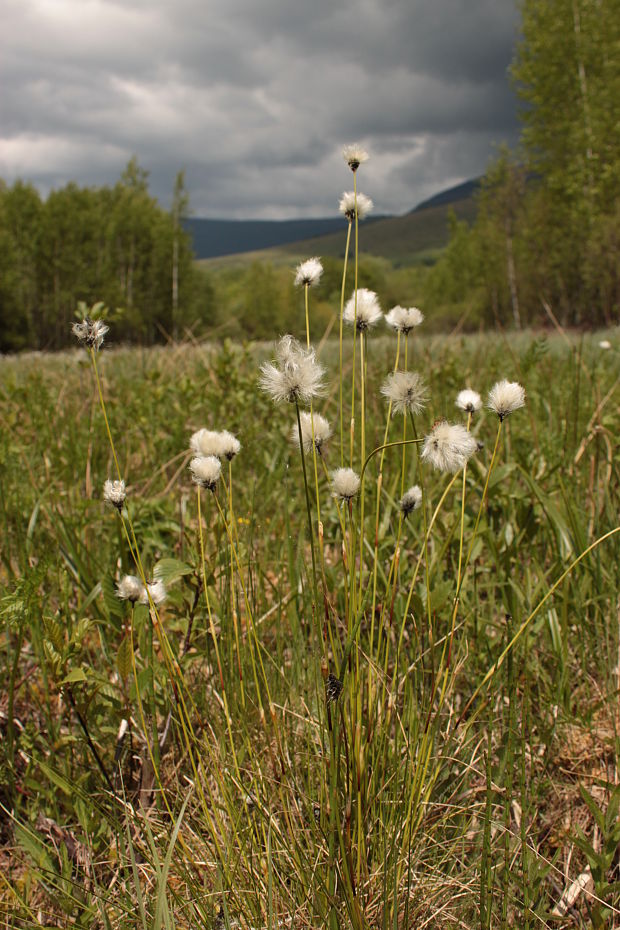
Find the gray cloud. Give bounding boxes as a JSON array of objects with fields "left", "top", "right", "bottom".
[{"left": 0, "top": 0, "right": 520, "bottom": 218}]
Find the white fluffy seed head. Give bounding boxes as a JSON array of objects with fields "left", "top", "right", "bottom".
[
  {"left": 380, "top": 371, "right": 428, "bottom": 416},
  {"left": 343, "top": 288, "right": 382, "bottom": 332},
  {"left": 72, "top": 317, "right": 109, "bottom": 351},
  {"left": 218, "top": 430, "right": 241, "bottom": 460},
  {"left": 598, "top": 339, "right": 611, "bottom": 350},
  {"left": 190, "top": 429, "right": 221, "bottom": 457},
  {"left": 385, "top": 306, "right": 424, "bottom": 334},
  {"left": 331, "top": 467, "right": 361, "bottom": 502},
  {"left": 294, "top": 257, "right": 323, "bottom": 288},
  {"left": 189, "top": 455, "right": 222, "bottom": 490},
  {"left": 487, "top": 380, "right": 526, "bottom": 421},
  {"left": 456, "top": 389, "right": 482, "bottom": 414},
  {"left": 421, "top": 421, "right": 479, "bottom": 473},
  {"left": 342, "top": 143, "right": 369, "bottom": 172},
  {"left": 259, "top": 335, "right": 325, "bottom": 405},
  {"left": 292, "top": 411, "right": 332, "bottom": 454},
  {"left": 140, "top": 580, "right": 167, "bottom": 606},
  {"left": 190, "top": 429, "right": 241, "bottom": 460},
  {"left": 339, "top": 191, "right": 374, "bottom": 221},
  {"left": 399, "top": 485, "right": 422, "bottom": 516},
  {"left": 116, "top": 575, "right": 144, "bottom": 602},
  {"left": 103, "top": 479, "right": 126, "bottom": 509}
]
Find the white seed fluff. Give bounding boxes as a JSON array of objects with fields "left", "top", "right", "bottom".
[
  {"left": 343, "top": 288, "right": 382, "bottom": 332},
  {"left": 339, "top": 191, "right": 374, "bottom": 222},
  {"left": 294, "top": 257, "right": 323, "bottom": 287},
  {"left": 190, "top": 429, "right": 241, "bottom": 460},
  {"left": 116, "top": 575, "right": 144, "bottom": 602},
  {"left": 598, "top": 339, "right": 611, "bottom": 350},
  {"left": 399, "top": 485, "right": 422, "bottom": 516},
  {"left": 71, "top": 318, "right": 109, "bottom": 351},
  {"left": 380, "top": 371, "right": 427, "bottom": 415},
  {"left": 189, "top": 455, "right": 222, "bottom": 490},
  {"left": 217, "top": 430, "right": 241, "bottom": 460},
  {"left": 140, "top": 580, "right": 167, "bottom": 606},
  {"left": 103, "top": 479, "right": 126, "bottom": 509},
  {"left": 487, "top": 380, "right": 526, "bottom": 421},
  {"left": 331, "top": 467, "right": 361, "bottom": 502},
  {"left": 421, "top": 422, "right": 479, "bottom": 473},
  {"left": 259, "top": 335, "right": 325, "bottom": 405},
  {"left": 292, "top": 411, "right": 332, "bottom": 454},
  {"left": 385, "top": 306, "right": 424, "bottom": 335},
  {"left": 190, "top": 429, "right": 222, "bottom": 457},
  {"left": 455, "top": 389, "right": 482, "bottom": 414},
  {"left": 342, "top": 143, "right": 369, "bottom": 171}
]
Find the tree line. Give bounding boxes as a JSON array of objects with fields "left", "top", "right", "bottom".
[
  {"left": 425, "top": 0, "right": 620, "bottom": 330},
  {"left": 0, "top": 160, "right": 213, "bottom": 352}
]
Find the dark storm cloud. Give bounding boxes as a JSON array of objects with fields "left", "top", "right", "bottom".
[{"left": 0, "top": 0, "right": 520, "bottom": 218}]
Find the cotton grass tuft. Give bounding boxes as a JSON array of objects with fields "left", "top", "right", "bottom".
[
  {"left": 189, "top": 455, "right": 222, "bottom": 491},
  {"left": 294, "top": 258, "right": 323, "bottom": 288},
  {"left": 385, "top": 306, "right": 424, "bottom": 335},
  {"left": 343, "top": 289, "right": 382, "bottom": 332},
  {"left": 103, "top": 479, "right": 126, "bottom": 510},
  {"left": 380, "top": 371, "right": 427, "bottom": 415},
  {"left": 342, "top": 144, "right": 369, "bottom": 172},
  {"left": 455, "top": 389, "right": 482, "bottom": 414},
  {"left": 421, "top": 421, "right": 479, "bottom": 473},
  {"left": 487, "top": 380, "right": 526, "bottom": 421},
  {"left": 292, "top": 411, "right": 332, "bottom": 455},
  {"left": 259, "top": 335, "right": 325, "bottom": 405},
  {"left": 331, "top": 467, "right": 361, "bottom": 502},
  {"left": 339, "top": 191, "right": 373, "bottom": 222}
]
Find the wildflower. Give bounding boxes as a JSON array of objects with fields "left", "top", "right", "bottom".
[
  {"left": 456, "top": 389, "right": 482, "bottom": 414},
  {"left": 487, "top": 380, "right": 526, "bottom": 421},
  {"left": 294, "top": 257, "right": 323, "bottom": 288},
  {"left": 385, "top": 306, "right": 424, "bottom": 335},
  {"left": 343, "top": 288, "right": 382, "bottom": 332},
  {"left": 71, "top": 317, "right": 109, "bottom": 351},
  {"left": 217, "top": 430, "right": 241, "bottom": 460},
  {"left": 381, "top": 371, "right": 427, "bottom": 416},
  {"left": 103, "top": 478, "right": 126, "bottom": 511},
  {"left": 140, "top": 580, "right": 167, "bottom": 606},
  {"left": 342, "top": 143, "right": 369, "bottom": 172},
  {"left": 292, "top": 411, "right": 331, "bottom": 454},
  {"left": 339, "top": 191, "right": 373, "bottom": 222},
  {"left": 331, "top": 467, "right": 361, "bottom": 502},
  {"left": 325, "top": 673, "right": 343, "bottom": 704},
  {"left": 421, "top": 421, "right": 479, "bottom": 473},
  {"left": 399, "top": 485, "right": 422, "bottom": 516},
  {"left": 189, "top": 455, "right": 222, "bottom": 490},
  {"left": 259, "top": 335, "right": 325, "bottom": 405},
  {"left": 190, "top": 428, "right": 222, "bottom": 457},
  {"left": 598, "top": 339, "right": 611, "bottom": 350},
  {"left": 116, "top": 575, "right": 144, "bottom": 603}
]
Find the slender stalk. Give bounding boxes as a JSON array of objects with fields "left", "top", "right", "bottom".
[{"left": 339, "top": 221, "right": 352, "bottom": 467}]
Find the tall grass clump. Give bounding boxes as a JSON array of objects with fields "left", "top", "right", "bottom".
[{"left": 1, "top": 151, "right": 619, "bottom": 929}]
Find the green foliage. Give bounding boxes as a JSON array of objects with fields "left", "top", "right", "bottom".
[
  {"left": 1, "top": 329, "right": 618, "bottom": 926},
  {"left": 425, "top": 0, "right": 620, "bottom": 329},
  {"left": 0, "top": 160, "right": 206, "bottom": 351}
]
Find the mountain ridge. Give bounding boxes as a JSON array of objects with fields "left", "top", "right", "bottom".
[{"left": 186, "top": 177, "right": 481, "bottom": 261}]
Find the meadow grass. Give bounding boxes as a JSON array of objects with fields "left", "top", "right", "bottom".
[{"left": 1, "top": 321, "right": 619, "bottom": 929}]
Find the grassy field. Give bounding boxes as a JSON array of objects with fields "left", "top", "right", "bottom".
[{"left": 1, "top": 323, "right": 619, "bottom": 929}]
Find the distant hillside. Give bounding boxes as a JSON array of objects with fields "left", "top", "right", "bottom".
[
  {"left": 187, "top": 177, "right": 481, "bottom": 263},
  {"left": 411, "top": 178, "right": 481, "bottom": 212},
  {"left": 185, "top": 215, "right": 387, "bottom": 260},
  {"left": 273, "top": 193, "right": 477, "bottom": 265}
]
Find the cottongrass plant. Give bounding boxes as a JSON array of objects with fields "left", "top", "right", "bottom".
[{"left": 19, "top": 151, "right": 616, "bottom": 930}]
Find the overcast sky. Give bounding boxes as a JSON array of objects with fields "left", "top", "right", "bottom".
[{"left": 1, "top": 0, "right": 521, "bottom": 219}]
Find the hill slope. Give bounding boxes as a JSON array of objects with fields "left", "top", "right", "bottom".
[{"left": 187, "top": 177, "right": 480, "bottom": 263}]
